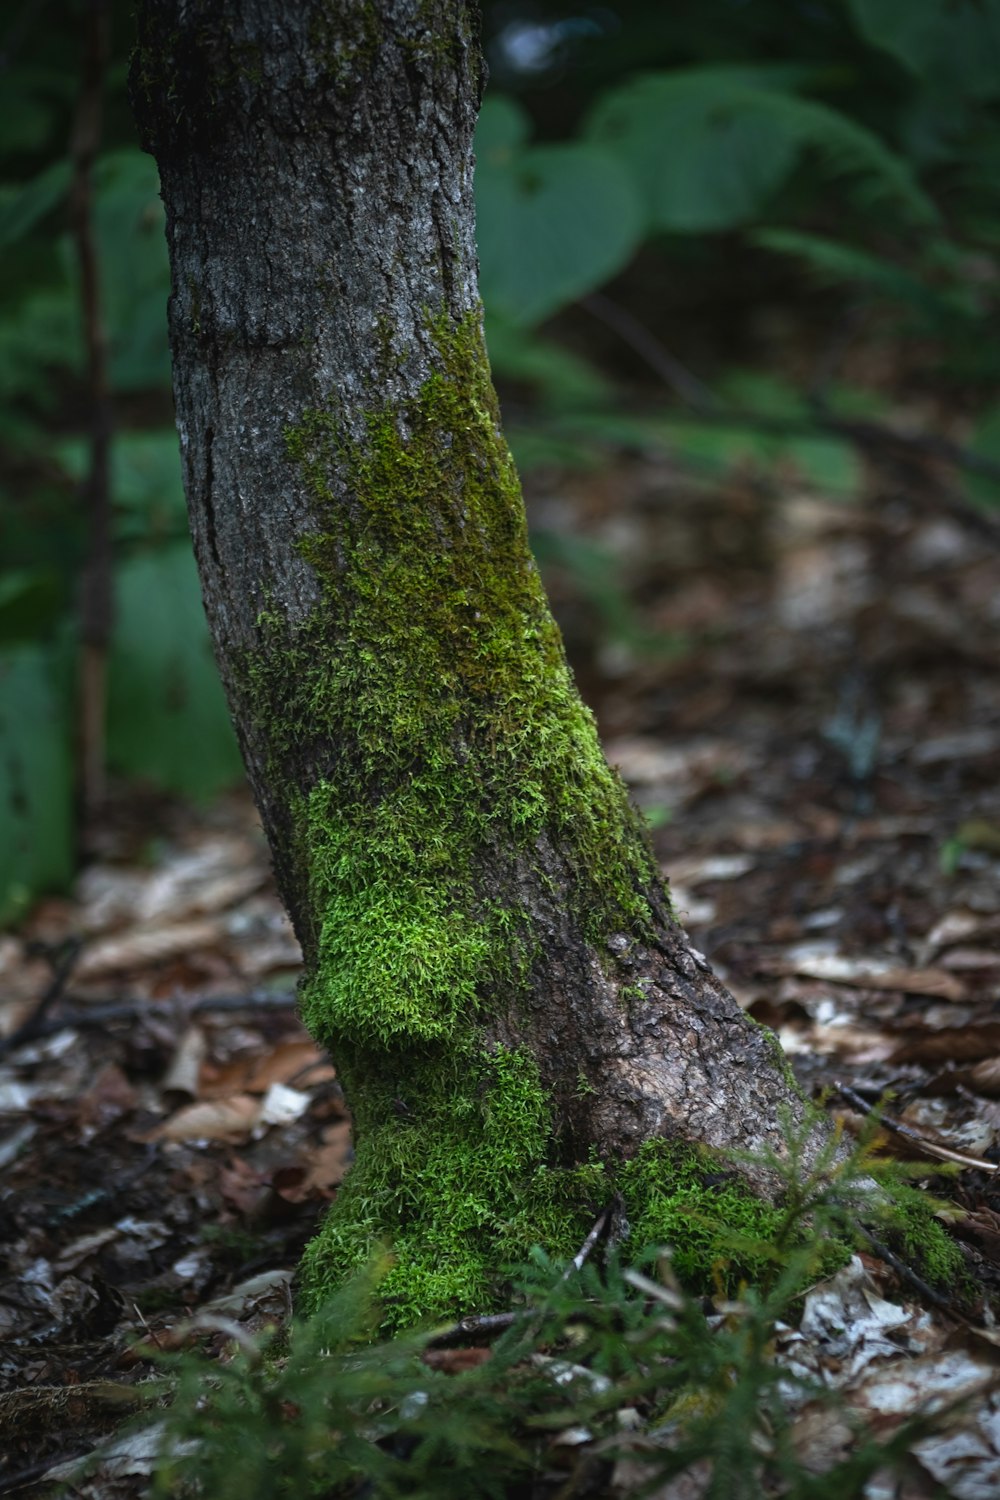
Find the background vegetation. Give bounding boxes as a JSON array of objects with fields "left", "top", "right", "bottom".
[{"left": 3, "top": 0, "right": 1000, "bottom": 921}]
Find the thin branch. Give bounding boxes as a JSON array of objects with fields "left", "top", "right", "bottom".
[
  {"left": 0, "top": 940, "right": 82, "bottom": 1057},
  {"left": 69, "top": 0, "right": 114, "bottom": 830},
  {"left": 581, "top": 290, "right": 1000, "bottom": 529},
  {"left": 854, "top": 1224, "right": 954, "bottom": 1311},
  {"left": 580, "top": 292, "right": 720, "bottom": 415},
  {"left": 836, "top": 1083, "right": 1000, "bottom": 1173},
  {"left": 0, "top": 987, "right": 297, "bottom": 1059}
]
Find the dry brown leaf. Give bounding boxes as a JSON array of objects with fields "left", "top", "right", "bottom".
[
  {"left": 199, "top": 1038, "right": 333, "bottom": 1097},
  {"left": 272, "top": 1120, "right": 352, "bottom": 1202},
  {"left": 75, "top": 921, "right": 222, "bottom": 979},
  {"left": 890, "top": 1024, "right": 1000, "bottom": 1066},
  {"left": 771, "top": 953, "right": 966, "bottom": 1000},
  {"left": 962, "top": 1058, "right": 1000, "bottom": 1097},
  {"left": 422, "top": 1347, "right": 493, "bottom": 1373},
  {"left": 925, "top": 910, "right": 1000, "bottom": 956},
  {"left": 217, "top": 1156, "right": 270, "bottom": 1216},
  {"left": 938, "top": 947, "right": 1000, "bottom": 972},
  {"left": 162, "top": 1026, "right": 209, "bottom": 1098},
  {"left": 153, "top": 1094, "right": 261, "bottom": 1143},
  {"left": 77, "top": 1061, "right": 138, "bottom": 1131}
]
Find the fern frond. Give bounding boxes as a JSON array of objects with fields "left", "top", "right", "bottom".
[{"left": 753, "top": 228, "right": 977, "bottom": 328}]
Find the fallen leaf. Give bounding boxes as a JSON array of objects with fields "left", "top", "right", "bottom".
[
  {"left": 153, "top": 1094, "right": 261, "bottom": 1143},
  {"left": 76, "top": 921, "right": 222, "bottom": 979}
]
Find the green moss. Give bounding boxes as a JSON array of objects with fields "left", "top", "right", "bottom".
[
  {"left": 247, "top": 311, "right": 655, "bottom": 1050},
  {"left": 620, "top": 1140, "right": 850, "bottom": 1295},
  {"left": 298, "top": 1045, "right": 602, "bottom": 1330},
  {"left": 244, "top": 310, "right": 666, "bottom": 1324},
  {"left": 869, "top": 1177, "right": 969, "bottom": 1290}
]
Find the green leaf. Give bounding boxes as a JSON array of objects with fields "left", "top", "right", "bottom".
[
  {"left": 586, "top": 67, "right": 937, "bottom": 233},
  {"left": 0, "top": 645, "right": 73, "bottom": 924},
  {"left": 0, "top": 570, "right": 64, "bottom": 645},
  {"left": 0, "top": 67, "right": 71, "bottom": 156},
  {"left": 475, "top": 94, "right": 531, "bottom": 162},
  {"left": 587, "top": 68, "right": 801, "bottom": 232},
  {"left": 752, "top": 228, "right": 977, "bottom": 327},
  {"left": 108, "top": 543, "right": 243, "bottom": 798},
  {"left": 0, "top": 285, "right": 79, "bottom": 408},
  {"left": 966, "top": 401, "right": 1000, "bottom": 510},
  {"left": 0, "top": 159, "right": 71, "bottom": 249},
  {"left": 849, "top": 0, "right": 1000, "bottom": 101},
  {"left": 476, "top": 140, "right": 642, "bottom": 325},
  {"left": 59, "top": 429, "right": 188, "bottom": 541},
  {"left": 92, "top": 149, "right": 171, "bottom": 391}
]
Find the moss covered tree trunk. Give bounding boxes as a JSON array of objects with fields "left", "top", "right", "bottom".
[{"left": 132, "top": 0, "right": 825, "bottom": 1325}]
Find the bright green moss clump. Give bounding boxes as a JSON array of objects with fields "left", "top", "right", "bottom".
[
  {"left": 620, "top": 1140, "right": 850, "bottom": 1294},
  {"left": 299, "top": 1044, "right": 605, "bottom": 1329}
]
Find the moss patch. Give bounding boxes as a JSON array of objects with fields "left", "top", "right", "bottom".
[
  {"left": 247, "top": 311, "right": 655, "bottom": 1049},
  {"left": 241, "top": 309, "right": 665, "bottom": 1324},
  {"left": 620, "top": 1139, "right": 850, "bottom": 1295},
  {"left": 868, "top": 1176, "right": 969, "bottom": 1291},
  {"left": 298, "top": 1044, "right": 603, "bottom": 1330}
]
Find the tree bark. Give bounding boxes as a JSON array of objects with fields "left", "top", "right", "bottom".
[{"left": 132, "top": 0, "right": 827, "bottom": 1326}]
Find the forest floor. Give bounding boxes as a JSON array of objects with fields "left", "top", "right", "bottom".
[{"left": 2, "top": 410, "right": 1000, "bottom": 1495}]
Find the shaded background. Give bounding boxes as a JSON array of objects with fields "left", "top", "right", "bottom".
[{"left": 2, "top": 0, "right": 1000, "bottom": 913}]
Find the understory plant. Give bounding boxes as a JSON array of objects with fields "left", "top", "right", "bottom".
[{"left": 129, "top": 1118, "right": 960, "bottom": 1500}]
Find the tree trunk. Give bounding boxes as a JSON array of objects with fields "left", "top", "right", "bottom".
[{"left": 132, "top": 0, "right": 825, "bottom": 1327}]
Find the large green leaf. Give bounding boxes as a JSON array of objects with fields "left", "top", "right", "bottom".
[
  {"left": 0, "top": 571, "right": 64, "bottom": 646},
  {"left": 475, "top": 95, "right": 531, "bottom": 161},
  {"left": 586, "top": 68, "right": 801, "bottom": 232},
  {"left": 475, "top": 100, "right": 642, "bottom": 326},
  {"left": 93, "top": 149, "right": 172, "bottom": 391},
  {"left": 0, "top": 645, "right": 73, "bottom": 924},
  {"left": 849, "top": 0, "right": 1000, "bottom": 101},
  {"left": 59, "top": 429, "right": 188, "bottom": 542},
  {"left": 108, "top": 543, "right": 243, "bottom": 798},
  {"left": 0, "top": 159, "right": 71, "bottom": 250},
  {"left": 586, "top": 67, "right": 937, "bottom": 233}
]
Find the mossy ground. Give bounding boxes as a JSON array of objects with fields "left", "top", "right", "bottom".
[{"left": 298, "top": 1046, "right": 857, "bottom": 1330}]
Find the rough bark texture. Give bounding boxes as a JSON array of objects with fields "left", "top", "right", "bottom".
[{"left": 132, "top": 0, "right": 828, "bottom": 1326}]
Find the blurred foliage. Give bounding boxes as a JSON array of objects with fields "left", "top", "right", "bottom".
[{"left": 3, "top": 0, "right": 1000, "bottom": 917}]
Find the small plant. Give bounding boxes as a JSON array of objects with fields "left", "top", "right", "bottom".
[{"left": 124, "top": 1117, "right": 960, "bottom": 1498}]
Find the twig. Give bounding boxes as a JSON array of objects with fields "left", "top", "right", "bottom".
[
  {"left": 0, "top": 940, "right": 82, "bottom": 1057},
  {"left": 0, "top": 987, "right": 297, "bottom": 1058},
  {"left": 567, "top": 1204, "right": 612, "bottom": 1276},
  {"left": 580, "top": 292, "right": 720, "bottom": 414},
  {"left": 582, "top": 290, "right": 1000, "bottom": 527},
  {"left": 0, "top": 1454, "right": 89, "bottom": 1497},
  {"left": 807, "top": 301, "right": 868, "bottom": 407},
  {"left": 836, "top": 1082, "right": 1000, "bottom": 1173},
  {"left": 69, "top": 0, "right": 114, "bottom": 830},
  {"left": 854, "top": 1223, "right": 954, "bottom": 1311},
  {"left": 427, "top": 1206, "right": 616, "bottom": 1348},
  {"left": 428, "top": 1311, "right": 517, "bottom": 1346}
]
